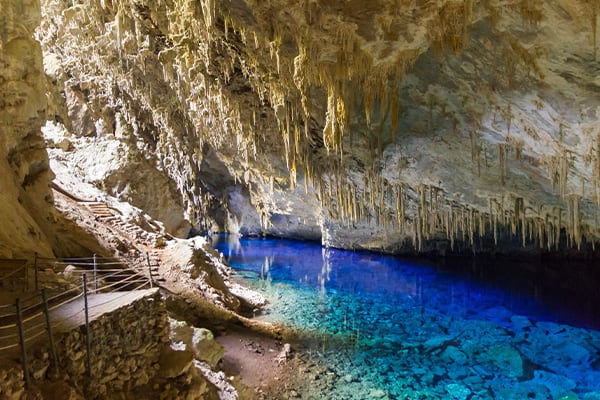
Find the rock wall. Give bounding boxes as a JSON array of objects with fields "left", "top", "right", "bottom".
[
  {"left": 35, "top": 0, "right": 600, "bottom": 256},
  {"left": 0, "top": 0, "right": 55, "bottom": 258},
  {"left": 0, "top": 290, "right": 168, "bottom": 399},
  {"left": 54, "top": 289, "right": 168, "bottom": 397},
  {"left": 0, "top": 0, "right": 112, "bottom": 259},
  {"left": 0, "top": 361, "right": 26, "bottom": 400},
  {"left": 0, "top": 289, "right": 235, "bottom": 399}
]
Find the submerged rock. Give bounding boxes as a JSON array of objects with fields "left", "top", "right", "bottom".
[
  {"left": 530, "top": 370, "right": 577, "bottom": 399},
  {"left": 441, "top": 346, "right": 468, "bottom": 365},
  {"left": 369, "top": 389, "right": 386, "bottom": 398},
  {"left": 478, "top": 344, "right": 523, "bottom": 378},
  {"left": 445, "top": 383, "right": 471, "bottom": 400}
]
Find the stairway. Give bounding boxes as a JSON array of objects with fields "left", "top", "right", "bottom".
[
  {"left": 77, "top": 201, "right": 170, "bottom": 286},
  {"left": 82, "top": 202, "right": 156, "bottom": 247}
]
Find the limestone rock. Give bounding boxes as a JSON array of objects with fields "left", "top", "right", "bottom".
[
  {"left": 191, "top": 328, "right": 225, "bottom": 368},
  {"left": 59, "top": 138, "right": 73, "bottom": 152},
  {"left": 159, "top": 349, "right": 194, "bottom": 379},
  {"left": 163, "top": 237, "right": 242, "bottom": 310},
  {"left": 0, "top": 0, "right": 55, "bottom": 258},
  {"left": 169, "top": 319, "right": 224, "bottom": 368}
]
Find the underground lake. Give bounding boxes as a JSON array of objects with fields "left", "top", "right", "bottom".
[{"left": 212, "top": 235, "right": 600, "bottom": 399}]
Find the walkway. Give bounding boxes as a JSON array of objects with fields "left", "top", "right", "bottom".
[
  {"left": 0, "top": 255, "right": 156, "bottom": 369},
  {"left": 50, "top": 288, "right": 158, "bottom": 332}
]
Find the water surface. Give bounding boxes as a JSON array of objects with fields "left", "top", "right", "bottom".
[{"left": 212, "top": 236, "right": 600, "bottom": 400}]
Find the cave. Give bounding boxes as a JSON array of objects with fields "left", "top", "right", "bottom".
[{"left": 1, "top": 0, "right": 600, "bottom": 398}]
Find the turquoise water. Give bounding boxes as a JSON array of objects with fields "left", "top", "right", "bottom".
[{"left": 212, "top": 236, "right": 600, "bottom": 400}]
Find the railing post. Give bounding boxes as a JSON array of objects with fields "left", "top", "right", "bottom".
[
  {"left": 82, "top": 275, "right": 92, "bottom": 377},
  {"left": 41, "top": 289, "right": 59, "bottom": 375},
  {"left": 146, "top": 253, "right": 154, "bottom": 288},
  {"left": 93, "top": 254, "right": 97, "bottom": 294},
  {"left": 15, "top": 298, "right": 30, "bottom": 389},
  {"left": 34, "top": 252, "right": 38, "bottom": 291}
]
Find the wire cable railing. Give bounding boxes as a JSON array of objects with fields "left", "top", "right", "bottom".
[
  {"left": 0, "top": 259, "right": 29, "bottom": 290},
  {"left": 0, "top": 252, "right": 159, "bottom": 389}
]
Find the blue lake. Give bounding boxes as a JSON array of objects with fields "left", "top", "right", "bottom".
[{"left": 212, "top": 236, "right": 600, "bottom": 399}]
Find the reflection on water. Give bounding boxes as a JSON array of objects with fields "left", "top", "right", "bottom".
[{"left": 212, "top": 236, "right": 600, "bottom": 399}]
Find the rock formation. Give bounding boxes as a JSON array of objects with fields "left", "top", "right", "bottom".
[
  {"left": 0, "top": 0, "right": 55, "bottom": 258},
  {"left": 3, "top": 0, "right": 600, "bottom": 256}
]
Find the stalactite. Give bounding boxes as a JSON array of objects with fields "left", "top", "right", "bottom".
[
  {"left": 498, "top": 143, "right": 507, "bottom": 185},
  {"left": 478, "top": 212, "right": 485, "bottom": 240},
  {"left": 560, "top": 151, "right": 569, "bottom": 199},
  {"left": 468, "top": 207, "right": 474, "bottom": 247},
  {"left": 514, "top": 197, "right": 524, "bottom": 239},
  {"left": 544, "top": 212, "right": 553, "bottom": 251},
  {"left": 40, "top": 0, "right": 600, "bottom": 253},
  {"left": 493, "top": 210, "right": 498, "bottom": 246},
  {"left": 594, "top": 133, "right": 600, "bottom": 207},
  {"left": 536, "top": 217, "right": 544, "bottom": 249},
  {"left": 518, "top": 0, "right": 544, "bottom": 25},
  {"left": 428, "top": 0, "right": 474, "bottom": 55},
  {"left": 568, "top": 194, "right": 582, "bottom": 249},
  {"left": 554, "top": 207, "right": 561, "bottom": 251},
  {"left": 418, "top": 184, "right": 428, "bottom": 241},
  {"left": 449, "top": 210, "right": 455, "bottom": 251},
  {"left": 505, "top": 102, "right": 512, "bottom": 137},
  {"left": 470, "top": 128, "right": 478, "bottom": 172},
  {"left": 416, "top": 212, "right": 423, "bottom": 252},
  {"left": 589, "top": 0, "right": 599, "bottom": 57}
]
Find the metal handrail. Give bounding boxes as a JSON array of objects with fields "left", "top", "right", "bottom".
[
  {"left": 48, "top": 292, "right": 84, "bottom": 312},
  {"left": 0, "top": 264, "right": 27, "bottom": 280},
  {"left": 0, "top": 324, "right": 17, "bottom": 331},
  {"left": 45, "top": 261, "right": 126, "bottom": 267},
  {"left": 23, "top": 329, "right": 46, "bottom": 344},
  {"left": 23, "top": 320, "right": 46, "bottom": 336},
  {"left": 0, "top": 251, "right": 158, "bottom": 387},
  {"left": 0, "top": 271, "right": 150, "bottom": 331},
  {"left": 36, "top": 256, "right": 122, "bottom": 262},
  {"left": 0, "top": 343, "right": 18, "bottom": 351},
  {"left": 46, "top": 287, "right": 81, "bottom": 304},
  {"left": 0, "top": 332, "right": 18, "bottom": 341}
]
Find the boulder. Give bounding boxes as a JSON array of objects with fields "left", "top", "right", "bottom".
[{"left": 159, "top": 349, "right": 194, "bottom": 378}]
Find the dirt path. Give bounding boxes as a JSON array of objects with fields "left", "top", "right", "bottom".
[{"left": 218, "top": 331, "right": 287, "bottom": 389}]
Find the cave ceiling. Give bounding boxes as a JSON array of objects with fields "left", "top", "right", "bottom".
[{"left": 36, "top": 0, "right": 600, "bottom": 254}]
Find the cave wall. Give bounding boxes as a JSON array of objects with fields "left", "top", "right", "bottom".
[
  {"left": 34, "top": 0, "right": 600, "bottom": 256},
  {"left": 0, "top": 0, "right": 56, "bottom": 258}
]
